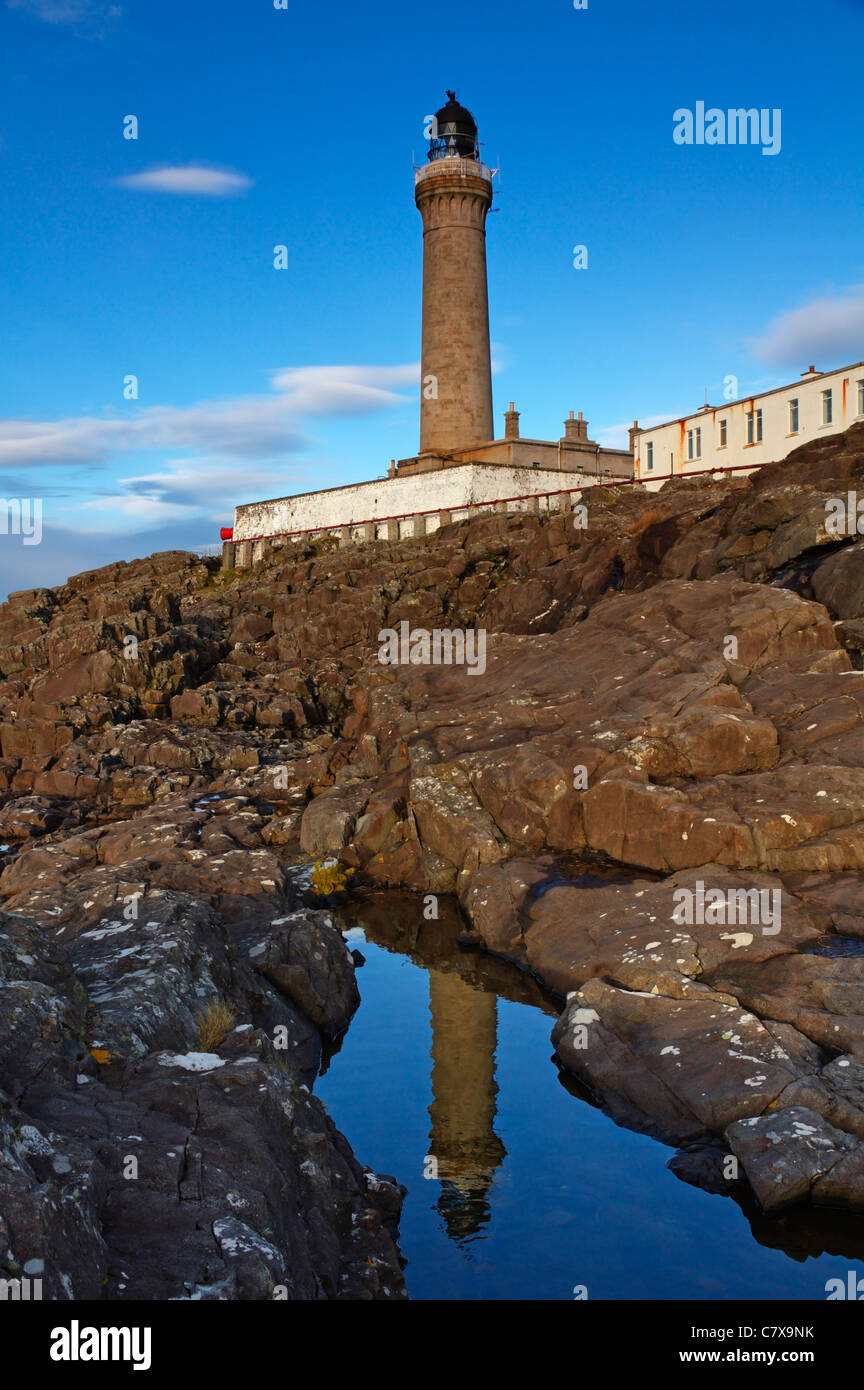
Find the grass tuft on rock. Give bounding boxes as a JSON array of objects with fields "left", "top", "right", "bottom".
[{"left": 196, "top": 999, "right": 236, "bottom": 1051}]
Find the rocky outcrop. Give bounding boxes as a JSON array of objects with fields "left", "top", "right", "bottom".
[
  {"left": 0, "top": 872, "right": 406, "bottom": 1300},
  {"left": 725, "top": 1107, "right": 861, "bottom": 1214},
  {"left": 552, "top": 978, "right": 811, "bottom": 1141},
  {"left": 3, "top": 423, "right": 864, "bottom": 1259}
]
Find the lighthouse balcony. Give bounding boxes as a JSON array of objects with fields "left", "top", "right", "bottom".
[{"left": 414, "top": 157, "right": 493, "bottom": 187}]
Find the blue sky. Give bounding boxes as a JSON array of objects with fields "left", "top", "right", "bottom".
[{"left": 1, "top": 0, "right": 863, "bottom": 596}]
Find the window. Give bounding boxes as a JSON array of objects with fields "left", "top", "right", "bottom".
[
  {"left": 746, "top": 408, "right": 763, "bottom": 444},
  {"left": 822, "top": 388, "right": 833, "bottom": 425},
  {"left": 719, "top": 419, "right": 727, "bottom": 447},
  {"left": 858, "top": 379, "right": 864, "bottom": 416},
  {"left": 687, "top": 427, "right": 702, "bottom": 460},
  {"left": 646, "top": 442, "right": 654, "bottom": 471},
  {"left": 789, "top": 398, "right": 799, "bottom": 433}
]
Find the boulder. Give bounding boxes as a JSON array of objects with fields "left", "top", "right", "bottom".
[
  {"left": 726, "top": 1106, "right": 860, "bottom": 1213},
  {"left": 299, "top": 784, "right": 370, "bottom": 856},
  {"left": 249, "top": 910, "right": 360, "bottom": 1036},
  {"left": 552, "top": 976, "right": 806, "bottom": 1142}
]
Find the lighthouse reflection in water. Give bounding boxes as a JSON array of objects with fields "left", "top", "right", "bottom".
[
  {"left": 314, "top": 891, "right": 864, "bottom": 1300},
  {"left": 320, "top": 891, "right": 554, "bottom": 1257},
  {"left": 427, "top": 967, "right": 506, "bottom": 1243}
]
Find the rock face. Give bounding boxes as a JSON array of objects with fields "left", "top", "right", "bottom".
[
  {"left": 0, "top": 881, "right": 406, "bottom": 1300},
  {"left": 552, "top": 978, "right": 807, "bottom": 1141},
  {"left": 3, "top": 423, "right": 864, "bottom": 1261},
  {"left": 249, "top": 909, "right": 361, "bottom": 1036}
]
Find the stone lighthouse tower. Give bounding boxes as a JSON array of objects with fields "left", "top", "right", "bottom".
[{"left": 415, "top": 92, "right": 494, "bottom": 456}]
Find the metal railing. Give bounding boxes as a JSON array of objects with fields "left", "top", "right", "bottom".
[{"left": 414, "top": 157, "right": 492, "bottom": 184}]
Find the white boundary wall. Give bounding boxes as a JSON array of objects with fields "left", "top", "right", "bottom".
[{"left": 233, "top": 462, "right": 596, "bottom": 548}]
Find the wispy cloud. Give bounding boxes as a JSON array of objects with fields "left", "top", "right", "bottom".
[
  {"left": 80, "top": 494, "right": 197, "bottom": 528},
  {"left": 269, "top": 364, "right": 419, "bottom": 393},
  {"left": 77, "top": 459, "right": 296, "bottom": 533},
  {"left": 113, "top": 165, "right": 253, "bottom": 197},
  {"left": 0, "top": 364, "right": 418, "bottom": 469},
  {"left": 750, "top": 286, "right": 864, "bottom": 369},
  {"left": 6, "top": 0, "right": 121, "bottom": 29}
]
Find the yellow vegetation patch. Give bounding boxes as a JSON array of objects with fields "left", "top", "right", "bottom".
[
  {"left": 310, "top": 859, "right": 355, "bottom": 896},
  {"left": 195, "top": 1000, "right": 236, "bottom": 1052}
]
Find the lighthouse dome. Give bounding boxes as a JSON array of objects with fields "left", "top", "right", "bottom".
[{"left": 428, "top": 91, "right": 479, "bottom": 161}]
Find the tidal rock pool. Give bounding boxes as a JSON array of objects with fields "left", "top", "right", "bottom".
[{"left": 317, "top": 893, "right": 864, "bottom": 1301}]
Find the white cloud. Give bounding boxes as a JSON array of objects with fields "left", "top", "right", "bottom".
[
  {"left": 0, "top": 364, "right": 416, "bottom": 469},
  {"left": 73, "top": 461, "right": 318, "bottom": 536},
  {"left": 121, "top": 460, "right": 286, "bottom": 503},
  {"left": 113, "top": 165, "right": 253, "bottom": 197},
  {"left": 81, "top": 494, "right": 194, "bottom": 527},
  {"left": 6, "top": 0, "right": 120, "bottom": 26},
  {"left": 76, "top": 459, "right": 311, "bottom": 534},
  {"left": 750, "top": 286, "right": 864, "bottom": 369},
  {"left": 0, "top": 404, "right": 300, "bottom": 467},
  {"left": 269, "top": 364, "right": 419, "bottom": 393}
]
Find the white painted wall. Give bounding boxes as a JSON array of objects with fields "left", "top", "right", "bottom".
[
  {"left": 233, "top": 463, "right": 595, "bottom": 545},
  {"left": 634, "top": 362, "right": 864, "bottom": 490}
]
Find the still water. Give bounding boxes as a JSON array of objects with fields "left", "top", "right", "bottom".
[{"left": 316, "top": 892, "right": 864, "bottom": 1301}]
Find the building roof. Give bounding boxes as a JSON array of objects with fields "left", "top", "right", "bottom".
[{"left": 633, "top": 359, "right": 864, "bottom": 437}]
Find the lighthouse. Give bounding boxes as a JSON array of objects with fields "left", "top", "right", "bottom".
[
  {"left": 414, "top": 92, "right": 494, "bottom": 455},
  {"left": 227, "top": 94, "right": 636, "bottom": 568}
]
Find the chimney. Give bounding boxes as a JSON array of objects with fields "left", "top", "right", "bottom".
[
  {"left": 800, "top": 365, "right": 820, "bottom": 378},
  {"left": 564, "top": 410, "right": 588, "bottom": 442},
  {"left": 504, "top": 401, "right": 520, "bottom": 439},
  {"left": 628, "top": 419, "right": 639, "bottom": 454},
  {"left": 388, "top": 458, "right": 396, "bottom": 478}
]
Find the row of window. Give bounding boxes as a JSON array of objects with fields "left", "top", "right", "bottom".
[{"left": 643, "top": 379, "right": 864, "bottom": 470}]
